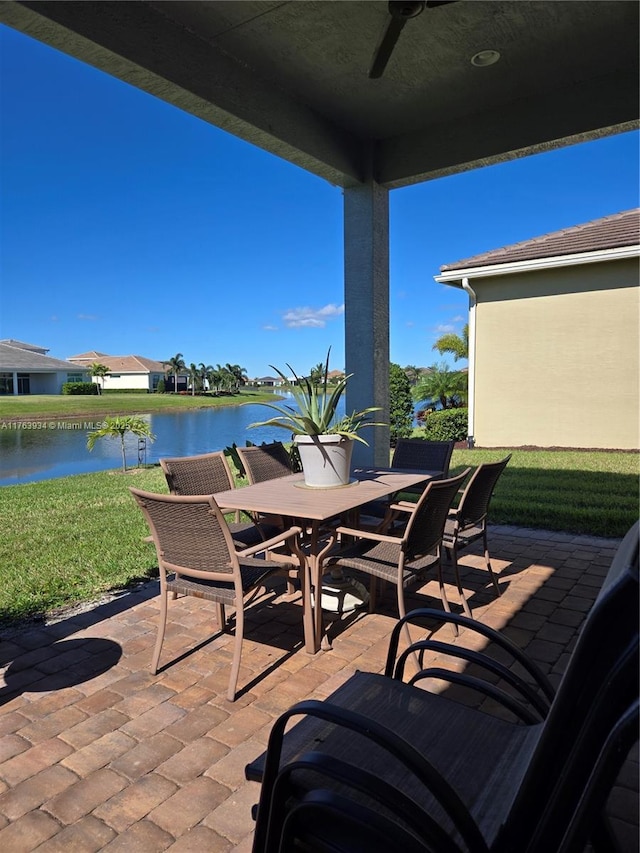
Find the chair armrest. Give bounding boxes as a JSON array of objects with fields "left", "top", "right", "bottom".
[
  {"left": 409, "top": 667, "right": 544, "bottom": 724},
  {"left": 385, "top": 608, "right": 555, "bottom": 702},
  {"left": 335, "top": 526, "right": 403, "bottom": 545},
  {"left": 401, "top": 639, "right": 551, "bottom": 721},
  {"left": 388, "top": 501, "right": 417, "bottom": 513},
  {"left": 237, "top": 525, "right": 303, "bottom": 558}
]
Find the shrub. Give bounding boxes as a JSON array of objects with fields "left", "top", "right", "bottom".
[
  {"left": 156, "top": 377, "right": 166, "bottom": 394},
  {"left": 62, "top": 382, "right": 98, "bottom": 395},
  {"left": 423, "top": 408, "right": 468, "bottom": 441},
  {"left": 389, "top": 363, "right": 414, "bottom": 445}
]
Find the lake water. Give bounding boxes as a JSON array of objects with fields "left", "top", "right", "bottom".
[{"left": 0, "top": 396, "right": 346, "bottom": 486}]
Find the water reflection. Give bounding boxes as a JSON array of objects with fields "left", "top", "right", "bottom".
[{"left": 0, "top": 396, "right": 345, "bottom": 486}]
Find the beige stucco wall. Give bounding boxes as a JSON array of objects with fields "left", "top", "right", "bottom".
[
  {"left": 99, "top": 374, "right": 150, "bottom": 391},
  {"left": 472, "top": 257, "right": 639, "bottom": 449}
]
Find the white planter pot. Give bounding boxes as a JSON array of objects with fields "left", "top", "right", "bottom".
[{"left": 294, "top": 434, "right": 354, "bottom": 488}]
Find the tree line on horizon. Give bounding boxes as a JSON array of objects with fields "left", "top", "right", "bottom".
[{"left": 88, "top": 323, "right": 468, "bottom": 407}]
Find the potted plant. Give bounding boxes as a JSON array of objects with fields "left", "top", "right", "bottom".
[{"left": 248, "top": 349, "right": 383, "bottom": 488}]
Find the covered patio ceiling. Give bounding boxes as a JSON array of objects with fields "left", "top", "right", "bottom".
[
  {"left": 1, "top": 0, "right": 638, "bottom": 461},
  {"left": 2, "top": 1, "right": 638, "bottom": 188}
]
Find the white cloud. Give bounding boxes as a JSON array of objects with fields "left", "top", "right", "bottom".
[
  {"left": 262, "top": 324, "right": 278, "bottom": 331},
  {"left": 77, "top": 313, "right": 98, "bottom": 321},
  {"left": 282, "top": 303, "right": 344, "bottom": 329},
  {"left": 434, "top": 323, "right": 455, "bottom": 334},
  {"left": 452, "top": 315, "right": 465, "bottom": 323},
  {"left": 405, "top": 321, "right": 415, "bottom": 327}
]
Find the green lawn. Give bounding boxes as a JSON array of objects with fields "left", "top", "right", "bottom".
[
  {"left": 0, "top": 448, "right": 637, "bottom": 627},
  {"left": 450, "top": 448, "right": 638, "bottom": 539},
  {"left": 0, "top": 391, "right": 277, "bottom": 420}
]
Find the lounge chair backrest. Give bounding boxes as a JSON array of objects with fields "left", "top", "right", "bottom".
[
  {"left": 237, "top": 443, "right": 293, "bottom": 484},
  {"left": 456, "top": 454, "right": 511, "bottom": 530},
  {"left": 506, "top": 520, "right": 639, "bottom": 851},
  {"left": 130, "top": 489, "right": 237, "bottom": 577},
  {"left": 160, "top": 451, "right": 235, "bottom": 496},
  {"left": 404, "top": 469, "right": 470, "bottom": 560},
  {"left": 391, "top": 439, "right": 455, "bottom": 477}
]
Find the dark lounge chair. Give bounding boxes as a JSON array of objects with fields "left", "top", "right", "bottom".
[{"left": 247, "top": 520, "right": 639, "bottom": 851}]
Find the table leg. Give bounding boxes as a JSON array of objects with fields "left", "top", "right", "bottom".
[{"left": 311, "top": 523, "right": 339, "bottom": 653}]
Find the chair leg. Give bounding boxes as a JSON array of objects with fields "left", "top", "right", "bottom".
[
  {"left": 437, "top": 560, "right": 459, "bottom": 637},
  {"left": 214, "top": 602, "right": 226, "bottom": 630},
  {"left": 227, "top": 601, "right": 244, "bottom": 702},
  {"left": 151, "top": 590, "right": 169, "bottom": 675},
  {"left": 451, "top": 544, "right": 473, "bottom": 619},
  {"left": 368, "top": 577, "right": 378, "bottom": 613},
  {"left": 484, "top": 528, "right": 501, "bottom": 596},
  {"left": 286, "top": 571, "right": 296, "bottom": 595}
]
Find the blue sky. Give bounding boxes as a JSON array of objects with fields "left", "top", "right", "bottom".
[{"left": 1, "top": 24, "right": 638, "bottom": 378}]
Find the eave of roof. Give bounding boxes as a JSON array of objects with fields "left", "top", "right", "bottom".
[
  {"left": 435, "top": 245, "right": 639, "bottom": 285},
  {"left": 435, "top": 209, "right": 640, "bottom": 285}
]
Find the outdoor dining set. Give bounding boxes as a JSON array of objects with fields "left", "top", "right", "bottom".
[{"left": 129, "top": 439, "right": 639, "bottom": 853}]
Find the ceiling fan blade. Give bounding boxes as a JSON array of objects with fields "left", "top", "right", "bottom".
[
  {"left": 368, "top": 1, "right": 428, "bottom": 79},
  {"left": 368, "top": 15, "right": 408, "bottom": 79},
  {"left": 368, "top": 0, "right": 455, "bottom": 79}
]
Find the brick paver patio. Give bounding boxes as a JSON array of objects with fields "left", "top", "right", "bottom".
[{"left": 0, "top": 525, "right": 637, "bottom": 851}]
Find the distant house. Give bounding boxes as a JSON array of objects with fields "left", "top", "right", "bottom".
[
  {"left": 68, "top": 352, "right": 184, "bottom": 392},
  {"left": 435, "top": 209, "right": 639, "bottom": 450},
  {"left": 0, "top": 340, "right": 89, "bottom": 395},
  {"left": 253, "top": 376, "right": 285, "bottom": 387}
]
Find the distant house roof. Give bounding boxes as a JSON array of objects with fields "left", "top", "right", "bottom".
[
  {"left": 0, "top": 341, "right": 88, "bottom": 372},
  {"left": 67, "top": 350, "right": 110, "bottom": 362},
  {"left": 0, "top": 339, "right": 49, "bottom": 354},
  {"left": 93, "top": 355, "right": 167, "bottom": 374},
  {"left": 68, "top": 352, "right": 173, "bottom": 374},
  {"left": 439, "top": 209, "right": 640, "bottom": 274}
]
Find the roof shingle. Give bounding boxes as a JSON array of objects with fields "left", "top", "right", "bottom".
[{"left": 440, "top": 209, "right": 640, "bottom": 272}]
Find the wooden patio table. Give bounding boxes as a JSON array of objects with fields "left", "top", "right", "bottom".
[{"left": 213, "top": 468, "right": 441, "bottom": 654}]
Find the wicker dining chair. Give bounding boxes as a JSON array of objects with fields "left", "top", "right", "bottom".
[
  {"left": 321, "top": 469, "right": 471, "bottom": 632},
  {"left": 130, "top": 488, "right": 304, "bottom": 701},
  {"left": 236, "top": 443, "right": 296, "bottom": 533},
  {"left": 360, "top": 438, "right": 457, "bottom": 525},
  {"left": 236, "top": 442, "right": 294, "bottom": 484},
  {"left": 442, "top": 454, "right": 512, "bottom": 599},
  {"left": 392, "top": 438, "right": 455, "bottom": 476},
  {"left": 160, "top": 450, "right": 280, "bottom": 547}
]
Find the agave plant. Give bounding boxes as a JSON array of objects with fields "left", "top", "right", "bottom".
[{"left": 249, "top": 349, "right": 383, "bottom": 444}]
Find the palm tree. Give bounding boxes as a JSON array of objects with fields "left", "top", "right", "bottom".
[
  {"left": 432, "top": 324, "right": 469, "bottom": 362},
  {"left": 86, "top": 416, "right": 155, "bottom": 472},
  {"left": 225, "top": 363, "right": 248, "bottom": 392},
  {"left": 412, "top": 363, "right": 467, "bottom": 410},
  {"left": 206, "top": 366, "right": 222, "bottom": 393},
  {"left": 199, "top": 363, "right": 213, "bottom": 393},
  {"left": 163, "top": 353, "right": 186, "bottom": 393},
  {"left": 309, "top": 362, "right": 325, "bottom": 387},
  {"left": 89, "top": 362, "right": 110, "bottom": 395},
  {"left": 216, "top": 364, "right": 234, "bottom": 392},
  {"left": 188, "top": 363, "right": 200, "bottom": 396}
]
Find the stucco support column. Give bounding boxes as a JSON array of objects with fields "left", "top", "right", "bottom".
[
  {"left": 12, "top": 371, "right": 18, "bottom": 395},
  {"left": 344, "top": 180, "right": 390, "bottom": 468}
]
